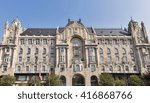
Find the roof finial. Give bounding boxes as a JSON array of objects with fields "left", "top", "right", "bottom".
[
  {"left": 68, "top": 18, "right": 70, "bottom": 23},
  {"left": 130, "top": 16, "right": 133, "bottom": 21},
  {"left": 79, "top": 18, "right": 81, "bottom": 22}
]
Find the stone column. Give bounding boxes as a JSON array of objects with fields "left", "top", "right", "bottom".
[
  {"left": 66, "top": 48, "right": 69, "bottom": 68},
  {"left": 96, "top": 47, "right": 100, "bottom": 68},
  {"left": 85, "top": 47, "right": 89, "bottom": 68},
  {"left": 148, "top": 48, "right": 150, "bottom": 61},
  {"left": 66, "top": 74, "right": 72, "bottom": 86},
  {"left": 136, "top": 47, "right": 143, "bottom": 73},
  {"left": 0, "top": 48, "right": 3, "bottom": 64},
  {"left": 56, "top": 47, "right": 59, "bottom": 68},
  {"left": 85, "top": 74, "right": 91, "bottom": 86}
]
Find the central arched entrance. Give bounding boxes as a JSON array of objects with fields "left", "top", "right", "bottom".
[
  {"left": 60, "top": 76, "right": 66, "bottom": 86},
  {"left": 72, "top": 74, "right": 85, "bottom": 86}
]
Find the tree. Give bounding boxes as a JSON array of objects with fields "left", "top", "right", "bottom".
[
  {"left": 142, "top": 72, "right": 150, "bottom": 86},
  {"left": 44, "top": 73, "right": 61, "bottom": 86},
  {"left": 28, "top": 76, "right": 41, "bottom": 86},
  {"left": 128, "top": 75, "right": 144, "bottom": 86},
  {"left": 99, "top": 73, "right": 114, "bottom": 86},
  {"left": 0, "top": 75, "right": 16, "bottom": 86},
  {"left": 115, "top": 79, "right": 126, "bottom": 86}
]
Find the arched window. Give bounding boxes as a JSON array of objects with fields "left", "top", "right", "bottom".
[
  {"left": 73, "top": 64, "right": 80, "bottom": 72},
  {"left": 122, "top": 48, "right": 126, "bottom": 55},
  {"left": 130, "top": 48, "right": 135, "bottom": 62},
  {"left": 60, "top": 76, "right": 66, "bottom": 86},
  {"left": 130, "top": 48, "right": 134, "bottom": 53},
  {"left": 133, "top": 65, "right": 137, "bottom": 71},
  {"left": 125, "top": 66, "right": 129, "bottom": 71},
  {"left": 117, "top": 66, "right": 121, "bottom": 71},
  {"left": 100, "top": 48, "right": 103, "bottom": 54},
  {"left": 19, "top": 48, "right": 23, "bottom": 54},
  {"left": 115, "top": 48, "right": 118, "bottom": 54},
  {"left": 109, "top": 66, "right": 113, "bottom": 71},
  {"left": 35, "top": 48, "right": 38, "bottom": 54},
  {"left": 72, "top": 38, "right": 82, "bottom": 46},
  {"left": 107, "top": 48, "right": 111, "bottom": 54},
  {"left": 91, "top": 76, "right": 98, "bottom": 86},
  {"left": 43, "top": 48, "right": 46, "bottom": 54},
  {"left": 71, "top": 38, "right": 82, "bottom": 58},
  {"left": 27, "top": 48, "right": 31, "bottom": 54},
  {"left": 122, "top": 56, "right": 127, "bottom": 63},
  {"left": 100, "top": 65, "right": 105, "bottom": 71}
]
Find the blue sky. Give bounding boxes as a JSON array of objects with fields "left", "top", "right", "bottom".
[{"left": 0, "top": 0, "right": 150, "bottom": 42}]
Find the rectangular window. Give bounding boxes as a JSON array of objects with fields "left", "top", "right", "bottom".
[
  {"left": 59, "top": 56, "right": 62, "bottom": 62},
  {"left": 43, "top": 48, "right": 46, "bottom": 54},
  {"left": 43, "top": 56, "right": 46, "bottom": 62},
  {"left": 18, "top": 76, "right": 26, "bottom": 81},
  {"left": 27, "top": 57, "right": 30, "bottom": 62},
  {"left": 91, "top": 64, "right": 96, "bottom": 72},
  {"left": 50, "top": 48, "right": 55, "bottom": 53},
  {"left": 36, "top": 39, "right": 40, "bottom": 45},
  {"left": 28, "top": 39, "right": 32, "bottom": 45},
  {"left": 3, "top": 66, "right": 7, "bottom": 72},
  {"left": 18, "top": 66, "right": 21, "bottom": 72},
  {"left": 50, "top": 39, "right": 55, "bottom": 45},
  {"left": 74, "top": 64, "right": 80, "bottom": 72},
  {"left": 42, "top": 66, "right": 46, "bottom": 72},
  {"left": 50, "top": 55, "right": 55, "bottom": 63},
  {"left": 34, "top": 66, "right": 37, "bottom": 72},
  {"left": 4, "top": 55, "right": 9, "bottom": 62},
  {"left": 19, "top": 48, "right": 23, "bottom": 54},
  {"left": 35, "top": 56, "right": 38, "bottom": 63},
  {"left": 60, "top": 65, "right": 65, "bottom": 72},
  {"left": 19, "top": 56, "right": 22, "bottom": 62},
  {"left": 115, "top": 56, "right": 119, "bottom": 63},
  {"left": 108, "top": 56, "right": 111, "bottom": 63},
  {"left": 20, "top": 39, "right": 25, "bottom": 45},
  {"left": 43, "top": 39, "right": 47, "bottom": 45},
  {"left": 26, "top": 66, "right": 29, "bottom": 72}
]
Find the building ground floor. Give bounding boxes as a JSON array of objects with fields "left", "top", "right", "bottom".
[{"left": 12, "top": 72, "right": 139, "bottom": 86}]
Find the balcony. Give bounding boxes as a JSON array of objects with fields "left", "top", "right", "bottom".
[{"left": 15, "top": 70, "right": 49, "bottom": 74}]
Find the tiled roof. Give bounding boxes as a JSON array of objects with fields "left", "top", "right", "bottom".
[
  {"left": 20, "top": 28, "right": 56, "bottom": 36},
  {"left": 95, "top": 28, "right": 130, "bottom": 36},
  {"left": 20, "top": 21, "right": 130, "bottom": 36}
]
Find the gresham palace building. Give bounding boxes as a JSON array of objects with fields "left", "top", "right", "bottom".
[{"left": 0, "top": 18, "right": 150, "bottom": 86}]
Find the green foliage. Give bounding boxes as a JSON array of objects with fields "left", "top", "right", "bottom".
[
  {"left": 44, "top": 73, "right": 61, "bottom": 86},
  {"left": 99, "top": 73, "right": 114, "bottom": 86},
  {"left": 28, "top": 76, "right": 41, "bottom": 86},
  {"left": 18, "top": 82, "right": 28, "bottom": 86},
  {"left": 128, "top": 75, "right": 144, "bottom": 86},
  {"left": 115, "top": 79, "right": 126, "bottom": 86},
  {"left": 0, "top": 75, "right": 16, "bottom": 86}
]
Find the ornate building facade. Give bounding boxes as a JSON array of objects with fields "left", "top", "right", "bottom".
[{"left": 0, "top": 18, "right": 150, "bottom": 86}]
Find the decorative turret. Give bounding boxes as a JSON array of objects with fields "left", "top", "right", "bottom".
[
  {"left": 4, "top": 20, "right": 9, "bottom": 30},
  {"left": 141, "top": 21, "right": 149, "bottom": 43}
]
